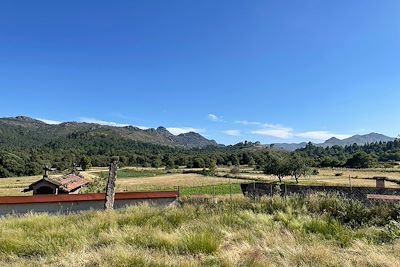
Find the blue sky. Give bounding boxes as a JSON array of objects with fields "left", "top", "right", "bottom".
[{"left": 1, "top": 1, "right": 399, "bottom": 144}]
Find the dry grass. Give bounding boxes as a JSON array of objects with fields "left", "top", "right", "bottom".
[
  {"left": 117, "top": 174, "right": 243, "bottom": 192},
  {"left": 304, "top": 168, "right": 400, "bottom": 188},
  {"left": 232, "top": 167, "right": 400, "bottom": 188},
  {"left": 0, "top": 195, "right": 399, "bottom": 266},
  {"left": 0, "top": 175, "right": 40, "bottom": 196},
  {"left": 1, "top": 167, "right": 400, "bottom": 196}
]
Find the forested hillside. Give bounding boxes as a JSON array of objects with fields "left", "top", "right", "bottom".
[
  {"left": 0, "top": 116, "right": 399, "bottom": 178},
  {"left": 298, "top": 140, "right": 400, "bottom": 168},
  {"left": 0, "top": 116, "right": 218, "bottom": 149}
]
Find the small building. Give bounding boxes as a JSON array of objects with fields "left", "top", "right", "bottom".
[{"left": 24, "top": 167, "right": 89, "bottom": 195}]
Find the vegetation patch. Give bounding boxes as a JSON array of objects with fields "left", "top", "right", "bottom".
[
  {"left": 1, "top": 194, "right": 399, "bottom": 266},
  {"left": 181, "top": 183, "right": 242, "bottom": 196},
  {"left": 98, "top": 168, "right": 166, "bottom": 179}
]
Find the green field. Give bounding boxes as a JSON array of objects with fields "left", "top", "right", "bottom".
[
  {"left": 180, "top": 183, "right": 242, "bottom": 197},
  {"left": 97, "top": 168, "right": 166, "bottom": 179}
]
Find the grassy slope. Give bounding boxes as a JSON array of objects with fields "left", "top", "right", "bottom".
[{"left": 0, "top": 195, "right": 400, "bottom": 266}]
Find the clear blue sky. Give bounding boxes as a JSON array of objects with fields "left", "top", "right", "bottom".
[{"left": 1, "top": 1, "right": 399, "bottom": 144}]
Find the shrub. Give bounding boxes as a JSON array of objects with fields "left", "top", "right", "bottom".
[
  {"left": 385, "top": 220, "right": 400, "bottom": 242},
  {"left": 261, "top": 195, "right": 287, "bottom": 214},
  {"left": 302, "top": 217, "right": 353, "bottom": 246},
  {"left": 181, "top": 232, "right": 220, "bottom": 254},
  {"left": 230, "top": 166, "right": 241, "bottom": 175}
]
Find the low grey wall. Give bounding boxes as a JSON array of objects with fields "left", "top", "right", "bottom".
[
  {"left": 241, "top": 183, "right": 400, "bottom": 202},
  {"left": 0, "top": 198, "right": 176, "bottom": 216},
  {"left": 0, "top": 196, "right": 177, "bottom": 216}
]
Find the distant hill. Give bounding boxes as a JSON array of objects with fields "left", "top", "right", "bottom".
[
  {"left": 271, "top": 133, "right": 395, "bottom": 151},
  {"left": 319, "top": 133, "right": 395, "bottom": 147},
  {"left": 0, "top": 116, "right": 218, "bottom": 149},
  {"left": 270, "top": 142, "right": 309, "bottom": 151}
]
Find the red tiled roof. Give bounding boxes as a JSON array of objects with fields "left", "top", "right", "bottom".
[
  {"left": 49, "top": 174, "right": 89, "bottom": 192},
  {"left": 26, "top": 174, "right": 89, "bottom": 192}
]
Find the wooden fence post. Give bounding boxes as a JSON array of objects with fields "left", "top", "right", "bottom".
[
  {"left": 229, "top": 180, "right": 232, "bottom": 202},
  {"left": 104, "top": 160, "right": 118, "bottom": 211},
  {"left": 253, "top": 181, "right": 256, "bottom": 202}
]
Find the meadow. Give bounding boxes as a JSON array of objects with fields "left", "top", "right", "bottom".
[
  {"left": 1, "top": 167, "right": 400, "bottom": 266},
  {"left": 0, "top": 194, "right": 399, "bottom": 266},
  {"left": 1, "top": 166, "right": 400, "bottom": 196}
]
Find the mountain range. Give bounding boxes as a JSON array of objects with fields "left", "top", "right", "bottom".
[
  {"left": 271, "top": 133, "right": 395, "bottom": 151},
  {"left": 0, "top": 116, "right": 396, "bottom": 151},
  {"left": 0, "top": 116, "right": 218, "bottom": 149}
]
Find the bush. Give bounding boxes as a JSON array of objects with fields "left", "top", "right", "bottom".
[
  {"left": 312, "top": 169, "right": 319, "bottom": 175},
  {"left": 181, "top": 232, "right": 220, "bottom": 254},
  {"left": 302, "top": 217, "right": 353, "bottom": 246},
  {"left": 385, "top": 220, "right": 400, "bottom": 242},
  {"left": 230, "top": 166, "right": 241, "bottom": 175}
]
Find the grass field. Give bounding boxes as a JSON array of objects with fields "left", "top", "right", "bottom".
[
  {"left": 1, "top": 166, "right": 400, "bottom": 196},
  {"left": 97, "top": 168, "right": 167, "bottom": 179},
  {"left": 180, "top": 183, "right": 242, "bottom": 197},
  {"left": 228, "top": 167, "right": 400, "bottom": 188},
  {"left": 0, "top": 175, "right": 41, "bottom": 196},
  {"left": 117, "top": 173, "right": 244, "bottom": 193},
  {"left": 0, "top": 194, "right": 399, "bottom": 266}
]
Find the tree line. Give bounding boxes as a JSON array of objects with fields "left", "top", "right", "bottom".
[
  {"left": 298, "top": 139, "right": 400, "bottom": 168},
  {"left": 0, "top": 130, "right": 399, "bottom": 178}
]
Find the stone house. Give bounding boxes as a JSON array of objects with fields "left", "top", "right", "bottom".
[{"left": 24, "top": 172, "right": 89, "bottom": 195}]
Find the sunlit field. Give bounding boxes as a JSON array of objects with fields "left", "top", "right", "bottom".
[{"left": 1, "top": 166, "right": 400, "bottom": 196}]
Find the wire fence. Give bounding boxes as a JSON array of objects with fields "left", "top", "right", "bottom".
[
  {"left": 116, "top": 175, "right": 400, "bottom": 204},
  {"left": 91, "top": 166, "right": 400, "bottom": 204},
  {"left": 240, "top": 180, "right": 400, "bottom": 204}
]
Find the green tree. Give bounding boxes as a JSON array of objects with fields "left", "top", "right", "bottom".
[
  {"left": 229, "top": 154, "right": 240, "bottom": 166},
  {"left": 151, "top": 156, "right": 162, "bottom": 168},
  {"left": 345, "top": 151, "right": 376, "bottom": 168},
  {"left": 25, "top": 152, "right": 43, "bottom": 176},
  {"left": 80, "top": 156, "right": 92, "bottom": 171},
  {"left": 288, "top": 154, "right": 309, "bottom": 183},
  {"left": 263, "top": 154, "right": 290, "bottom": 183},
  {"left": 163, "top": 154, "right": 175, "bottom": 169},
  {"left": 209, "top": 159, "right": 217, "bottom": 175},
  {"left": 193, "top": 157, "right": 205, "bottom": 168},
  {"left": 248, "top": 156, "right": 256, "bottom": 167}
]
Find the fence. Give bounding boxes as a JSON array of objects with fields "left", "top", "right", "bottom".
[
  {"left": 108, "top": 174, "right": 400, "bottom": 201},
  {"left": 241, "top": 182, "right": 400, "bottom": 202},
  {"left": 120, "top": 176, "right": 400, "bottom": 204}
]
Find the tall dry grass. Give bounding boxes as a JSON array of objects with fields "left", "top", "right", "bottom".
[{"left": 0, "top": 194, "right": 399, "bottom": 266}]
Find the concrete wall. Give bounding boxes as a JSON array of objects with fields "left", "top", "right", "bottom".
[
  {"left": 241, "top": 183, "right": 400, "bottom": 202},
  {"left": 0, "top": 192, "right": 178, "bottom": 216}
]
